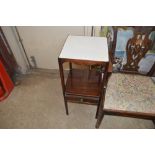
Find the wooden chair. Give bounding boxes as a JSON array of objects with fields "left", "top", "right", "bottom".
[{"left": 95, "top": 29, "right": 155, "bottom": 128}]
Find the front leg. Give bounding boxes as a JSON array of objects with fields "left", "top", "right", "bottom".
[{"left": 95, "top": 108, "right": 104, "bottom": 128}]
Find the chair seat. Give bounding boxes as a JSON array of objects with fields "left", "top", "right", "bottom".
[{"left": 104, "top": 73, "right": 155, "bottom": 114}]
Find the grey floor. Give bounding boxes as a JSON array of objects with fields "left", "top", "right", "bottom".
[{"left": 0, "top": 70, "right": 154, "bottom": 129}]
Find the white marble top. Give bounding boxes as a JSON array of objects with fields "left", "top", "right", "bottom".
[{"left": 59, "top": 35, "right": 109, "bottom": 62}]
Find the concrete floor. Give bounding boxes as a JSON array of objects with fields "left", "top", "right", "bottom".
[{"left": 0, "top": 71, "right": 154, "bottom": 129}]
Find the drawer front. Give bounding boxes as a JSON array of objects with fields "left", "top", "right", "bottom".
[{"left": 65, "top": 95, "right": 99, "bottom": 105}]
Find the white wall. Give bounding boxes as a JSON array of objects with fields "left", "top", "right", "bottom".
[{"left": 17, "top": 26, "right": 85, "bottom": 69}]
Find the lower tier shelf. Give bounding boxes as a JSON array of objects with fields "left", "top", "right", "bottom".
[{"left": 65, "top": 69, "right": 101, "bottom": 98}]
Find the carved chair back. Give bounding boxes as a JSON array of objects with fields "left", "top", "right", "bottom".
[
  {"left": 123, "top": 33, "right": 152, "bottom": 72},
  {"left": 109, "top": 27, "right": 154, "bottom": 75}
]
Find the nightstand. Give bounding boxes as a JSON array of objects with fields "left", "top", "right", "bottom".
[{"left": 58, "top": 35, "right": 109, "bottom": 118}]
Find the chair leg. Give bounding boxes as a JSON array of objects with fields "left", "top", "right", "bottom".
[
  {"left": 95, "top": 99, "right": 104, "bottom": 128},
  {"left": 64, "top": 99, "right": 69, "bottom": 115},
  {"left": 95, "top": 104, "right": 99, "bottom": 119},
  {"left": 95, "top": 90, "right": 106, "bottom": 127},
  {"left": 95, "top": 110, "right": 104, "bottom": 128},
  {"left": 95, "top": 88, "right": 107, "bottom": 128}
]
